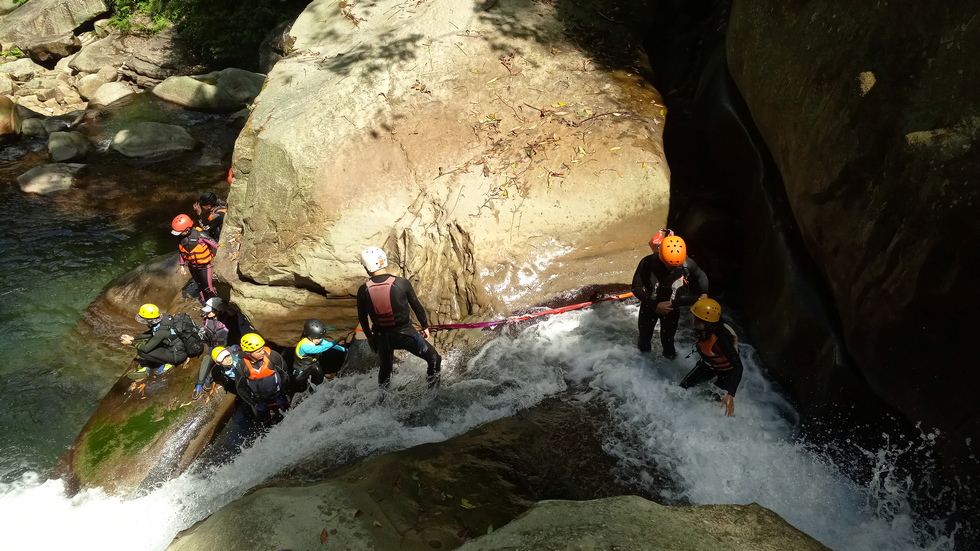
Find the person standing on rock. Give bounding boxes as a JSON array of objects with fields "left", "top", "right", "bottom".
[
  {"left": 192, "top": 298, "right": 230, "bottom": 400},
  {"left": 292, "top": 318, "right": 347, "bottom": 393},
  {"left": 172, "top": 213, "right": 218, "bottom": 303},
  {"left": 240, "top": 333, "right": 290, "bottom": 422},
  {"left": 356, "top": 246, "right": 442, "bottom": 396},
  {"left": 120, "top": 303, "right": 188, "bottom": 379},
  {"left": 193, "top": 191, "right": 228, "bottom": 241},
  {"left": 631, "top": 230, "right": 709, "bottom": 360},
  {"left": 681, "top": 298, "right": 743, "bottom": 417}
]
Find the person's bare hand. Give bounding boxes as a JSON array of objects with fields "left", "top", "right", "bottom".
[
  {"left": 421, "top": 328, "right": 431, "bottom": 339},
  {"left": 655, "top": 301, "right": 674, "bottom": 315},
  {"left": 120, "top": 334, "right": 134, "bottom": 345},
  {"left": 179, "top": 265, "right": 187, "bottom": 276},
  {"left": 193, "top": 202, "right": 202, "bottom": 215},
  {"left": 722, "top": 394, "right": 735, "bottom": 417}
]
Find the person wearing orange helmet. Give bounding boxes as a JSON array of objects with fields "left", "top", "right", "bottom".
[
  {"left": 172, "top": 213, "right": 219, "bottom": 302},
  {"left": 631, "top": 229, "right": 709, "bottom": 359},
  {"left": 681, "top": 298, "right": 743, "bottom": 417}
]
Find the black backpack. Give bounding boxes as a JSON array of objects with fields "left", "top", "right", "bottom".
[{"left": 168, "top": 312, "right": 206, "bottom": 357}]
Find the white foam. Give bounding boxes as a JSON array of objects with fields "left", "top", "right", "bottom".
[{"left": 0, "top": 302, "right": 955, "bottom": 550}]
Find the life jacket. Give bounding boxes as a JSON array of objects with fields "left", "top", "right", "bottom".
[
  {"left": 366, "top": 276, "right": 397, "bottom": 327},
  {"left": 294, "top": 337, "right": 319, "bottom": 372},
  {"left": 695, "top": 324, "right": 738, "bottom": 372},
  {"left": 179, "top": 228, "right": 215, "bottom": 266},
  {"left": 243, "top": 347, "right": 277, "bottom": 379},
  {"left": 208, "top": 206, "right": 227, "bottom": 221}
]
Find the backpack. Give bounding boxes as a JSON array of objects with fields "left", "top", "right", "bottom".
[{"left": 168, "top": 312, "right": 206, "bottom": 357}]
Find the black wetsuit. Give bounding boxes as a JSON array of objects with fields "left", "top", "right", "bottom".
[
  {"left": 680, "top": 324, "right": 743, "bottom": 396},
  {"left": 631, "top": 255, "right": 709, "bottom": 358},
  {"left": 356, "top": 273, "right": 441, "bottom": 389},
  {"left": 242, "top": 348, "right": 290, "bottom": 420},
  {"left": 195, "top": 317, "right": 229, "bottom": 386},
  {"left": 134, "top": 315, "right": 188, "bottom": 368},
  {"left": 199, "top": 201, "right": 227, "bottom": 241}
]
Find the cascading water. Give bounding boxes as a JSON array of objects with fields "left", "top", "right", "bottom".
[{"left": 0, "top": 299, "right": 956, "bottom": 550}]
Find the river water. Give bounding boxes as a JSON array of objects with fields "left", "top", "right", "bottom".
[{"left": 0, "top": 121, "right": 959, "bottom": 549}]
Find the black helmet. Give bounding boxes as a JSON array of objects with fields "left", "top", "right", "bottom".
[
  {"left": 304, "top": 318, "right": 326, "bottom": 339},
  {"left": 199, "top": 191, "right": 218, "bottom": 207}
]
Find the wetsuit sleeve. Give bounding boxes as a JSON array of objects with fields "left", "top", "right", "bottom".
[
  {"left": 138, "top": 327, "right": 169, "bottom": 353},
  {"left": 402, "top": 279, "right": 429, "bottom": 329},
  {"left": 269, "top": 351, "right": 289, "bottom": 379},
  {"left": 303, "top": 340, "right": 345, "bottom": 354},
  {"left": 356, "top": 284, "right": 373, "bottom": 340},
  {"left": 715, "top": 331, "right": 743, "bottom": 396},
  {"left": 671, "top": 259, "right": 710, "bottom": 307},
  {"left": 631, "top": 257, "right": 653, "bottom": 302},
  {"left": 199, "top": 236, "right": 218, "bottom": 253}
]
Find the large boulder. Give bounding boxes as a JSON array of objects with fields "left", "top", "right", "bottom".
[
  {"left": 151, "top": 68, "right": 266, "bottom": 112},
  {"left": 0, "top": 0, "right": 21, "bottom": 16},
  {"left": 726, "top": 0, "right": 980, "bottom": 510},
  {"left": 0, "top": 0, "right": 108, "bottom": 52},
  {"left": 0, "top": 57, "right": 42, "bottom": 82},
  {"left": 53, "top": 253, "right": 235, "bottom": 496},
  {"left": 109, "top": 121, "right": 198, "bottom": 158},
  {"left": 70, "top": 28, "right": 196, "bottom": 86},
  {"left": 19, "top": 31, "right": 81, "bottom": 63},
  {"left": 219, "top": 0, "right": 670, "bottom": 344},
  {"left": 90, "top": 80, "right": 134, "bottom": 106}
]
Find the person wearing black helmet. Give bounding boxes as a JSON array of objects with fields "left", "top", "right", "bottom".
[
  {"left": 193, "top": 191, "right": 228, "bottom": 240},
  {"left": 292, "top": 318, "right": 347, "bottom": 392}
]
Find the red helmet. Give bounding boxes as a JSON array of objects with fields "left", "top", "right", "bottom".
[
  {"left": 171, "top": 214, "right": 193, "bottom": 235},
  {"left": 659, "top": 235, "right": 686, "bottom": 266},
  {"left": 648, "top": 229, "right": 674, "bottom": 252}
]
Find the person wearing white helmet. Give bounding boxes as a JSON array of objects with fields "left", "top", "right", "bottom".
[
  {"left": 356, "top": 246, "right": 442, "bottom": 394},
  {"left": 192, "top": 297, "right": 230, "bottom": 400}
]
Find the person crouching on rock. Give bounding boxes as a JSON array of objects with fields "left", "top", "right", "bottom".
[
  {"left": 680, "top": 298, "right": 743, "bottom": 417},
  {"left": 292, "top": 318, "right": 347, "bottom": 393},
  {"left": 192, "top": 298, "right": 229, "bottom": 400},
  {"left": 240, "top": 332, "right": 290, "bottom": 422},
  {"left": 172, "top": 213, "right": 218, "bottom": 303},
  {"left": 356, "top": 246, "right": 442, "bottom": 397},
  {"left": 120, "top": 303, "right": 188, "bottom": 379}
]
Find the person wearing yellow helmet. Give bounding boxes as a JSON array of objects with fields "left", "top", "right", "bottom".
[
  {"left": 681, "top": 298, "right": 743, "bottom": 417},
  {"left": 120, "top": 303, "right": 188, "bottom": 379},
  {"left": 356, "top": 246, "right": 442, "bottom": 396},
  {"left": 631, "top": 230, "right": 709, "bottom": 360},
  {"left": 239, "top": 333, "right": 290, "bottom": 421}
]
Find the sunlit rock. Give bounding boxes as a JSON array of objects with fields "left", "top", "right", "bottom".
[
  {"left": 16, "top": 162, "right": 84, "bottom": 194},
  {"left": 220, "top": 0, "right": 670, "bottom": 345},
  {"left": 0, "top": 0, "right": 108, "bottom": 53},
  {"left": 90, "top": 81, "right": 135, "bottom": 106},
  {"left": 48, "top": 130, "right": 90, "bottom": 162},
  {"left": 151, "top": 68, "right": 266, "bottom": 112},
  {"left": 109, "top": 121, "right": 198, "bottom": 158}
]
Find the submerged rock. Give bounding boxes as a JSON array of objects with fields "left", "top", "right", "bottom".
[
  {"left": 48, "top": 130, "right": 90, "bottom": 162},
  {"left": 109, "top": 121, "right": 198, "bottom": 158},
  {"left": 16, "top": 162, "right": 85, "bottom": 194}
]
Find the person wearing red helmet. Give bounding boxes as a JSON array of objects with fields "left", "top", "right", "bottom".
[
  {"left": 172, "top": 214, "right": 219, "bottom": 302},
  {"left": 631, "top": 229, "right": 709, "bottom": 359}
]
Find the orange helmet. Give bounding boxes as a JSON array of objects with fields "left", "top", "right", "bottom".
[
  {"left": 171, "top": 214, "right": 193, "bottom": 235},
  {"left": 659, "top": 235, "right": 686, "bottom": 266}
]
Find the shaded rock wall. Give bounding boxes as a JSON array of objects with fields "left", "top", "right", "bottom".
[{"left": 726, "top": 0, "right": 980, "bottom": 514}]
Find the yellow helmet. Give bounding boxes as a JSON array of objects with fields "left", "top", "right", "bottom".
[
  {"left": 240, "top": 333, "right": 265, "bottom": 352},
  {"left": 211, "top": 346, "right": 228, "bottom": 362},
  {"left": 691, "top": 298, "right": 722, "bottom": 323},
  {"left": 137, "top": 303, "right": 160, "bottom": 320}
]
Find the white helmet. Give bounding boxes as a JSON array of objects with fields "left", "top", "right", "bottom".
[{"left": 360, "top": 247, "right": 388, "bottom": 272}]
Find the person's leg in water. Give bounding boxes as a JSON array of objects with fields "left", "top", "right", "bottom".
[
  {"left": 659, "top": 308, "right": 681, "bottom": 360},
  {"left": 637, "top": 301, "right": 658, "bottom": 352},
  {"left": 376, "top": 333, "right": 396, "bottom": 399},
  {"left": 680, "top": 361, "right": 716, "bottom": 389},
  {"left": 410, "top": 333, "right": 442, "bottom": 389}
]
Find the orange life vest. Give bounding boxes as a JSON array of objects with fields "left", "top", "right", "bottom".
[
  {"left": 179, "top": 228, "right": 214, "bottom": 266},
  {"left": 209, "top": 206, "right": 227, "bottom": 221},
  {"left": 243, "top": 347, "right": 276, "bottom": 379},
  {"left": 696, "top": 334, "right": 734, "bottom": 371}
]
